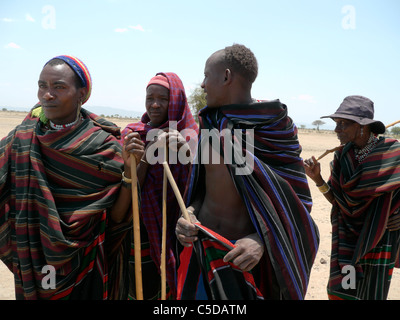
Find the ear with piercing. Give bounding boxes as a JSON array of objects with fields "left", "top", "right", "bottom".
[{"left": 75, "top": 99, "right": 83, "bottom": 119}]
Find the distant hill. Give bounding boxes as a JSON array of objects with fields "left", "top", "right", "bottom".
[
  {"left": 85, "top": 106, "right": 143, "bottom": 118},
  {"left": 1, "top": 105, "right": 143, "bottom": 119}
]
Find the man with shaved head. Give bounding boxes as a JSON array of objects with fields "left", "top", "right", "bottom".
[{"left": 176, "top": 44, "right": 319, "bottom": 300}]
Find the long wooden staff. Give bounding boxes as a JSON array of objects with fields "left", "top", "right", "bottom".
[
  {"left": 161, "top": 153, "right": 168, "bottom": 300},
  {"left": 130, "top": 156, "right": 143, "bottom": 300},
  {"left": 162, "top": 161, "right": 190, "bottom": 221},
  {"left": 317, "top": 145, "right": 344, "bottom": 161},
  {"left": 159, "top": 158, "right": 194, "bottom": 300},
  {"left": 386, "top": 120, "right": 400, "bottom": 129}
]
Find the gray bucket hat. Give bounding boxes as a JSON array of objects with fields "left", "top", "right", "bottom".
[{"left": 321, "top": 95, "right": 385, "bottom": 134}]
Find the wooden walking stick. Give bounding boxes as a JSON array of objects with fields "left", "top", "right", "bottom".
[
  {"left": 130, "top": 156, "right": 143, "bottom": 300},
  {"left": 162, "top": 161, "right": 190, "bottom": 221},
  {"left": 317, "top": 145, "right": 344, "bottom": 161},
  {"left": 160, "top": 160, "right": 192, "bottom": 300},
  {"left": 160, "top": 153, "right": 168, "bottom": 300},
  {"left": 386, "top": 120, "right": 400, "bottom": 129}
]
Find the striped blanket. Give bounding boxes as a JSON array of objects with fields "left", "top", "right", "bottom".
[
  {"left": 327, "top": 137, "right": 400, "bottom": 300},
  {"left": 182, "top": 100, "right": 320, "bottom": 300},
  {"left": 0, "top": 106, "right": 124, "bottom": 299},
  {"left": 177, "top": 224, "right": 263, "bottom": 300}
]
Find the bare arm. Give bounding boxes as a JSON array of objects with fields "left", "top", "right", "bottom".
[{"left": 175, "top": 167, "right": 206, "bottom": 247}]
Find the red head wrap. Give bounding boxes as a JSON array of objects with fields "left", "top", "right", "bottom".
[{"left": 147, "top": 75, "right": 170, "bottom": 90}]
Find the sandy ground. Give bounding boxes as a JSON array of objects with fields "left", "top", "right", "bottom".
[{"left": 0, "top": 110, "right": 399, "bottom": 300}]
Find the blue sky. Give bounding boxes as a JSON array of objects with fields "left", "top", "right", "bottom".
[{"left": 1, "top": 0, "right": 399, "bottom": 129}]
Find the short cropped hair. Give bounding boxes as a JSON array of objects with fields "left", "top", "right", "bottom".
[
  {"left": 44, "top": 58, "right": 84, "bottom": 89},
  {"left": 223, "top": 44, "right": 258, "bottom": 84}
]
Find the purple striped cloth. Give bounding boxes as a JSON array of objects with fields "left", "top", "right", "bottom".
[{"left": 184, "top": 100, "right": 319, "bottom": 300}]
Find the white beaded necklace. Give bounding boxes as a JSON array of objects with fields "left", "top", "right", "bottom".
[
  {"left": 49, "top": 115, "right": 82, "bottom": 130},
  {"left": 354, "top": 133, "right": 378, "bottom": 163}
]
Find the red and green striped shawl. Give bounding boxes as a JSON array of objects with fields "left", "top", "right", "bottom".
[
  {"left": 177, "top": 223, "right": 264, "bottom": 300},
  {"left": 327, "top": 137, "right": 400, "bottom": 298},
  {"left": 0, "top": 105, "right": 124, "bottom": 299}
]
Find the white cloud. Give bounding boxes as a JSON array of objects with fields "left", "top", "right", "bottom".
[
  {"left": 5, "top": 42, "right": 21, "bottom": 49},
  {"left": 25, "top": 14, "right": 35, "bottom": 22},
  {"left": 292, "top": 94, "right": 316, "bottom": 104},
  {"left": 114, "top": 28, "right": 128, "bottom": 33},
  {"left": 114, "top": 24, "right": 149, "bottom": 34},
  {"left": 129, "top": 24, "right": 145, "bottom": 32},
  {"left": 1, "top": 18, "right": 14, "bottom": 22}
]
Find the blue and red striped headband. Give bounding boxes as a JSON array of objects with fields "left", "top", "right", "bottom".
[{"left": 45, "top": 55, "right": 92, "bottom": 104}]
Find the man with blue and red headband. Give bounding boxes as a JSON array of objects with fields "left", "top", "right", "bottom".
[{"left": 0, "top": 55, "right": 131, "bottom": 299}]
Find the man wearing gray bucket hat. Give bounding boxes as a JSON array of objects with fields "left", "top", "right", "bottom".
[
  {"left": 304, "top": 95, "right": 400, "bottom": 300},
  {"left": 321, "top": 95, "right": 385, "bottom": 135},
  {"left": 321, "top": 96, "right": 385, "bottom": 134}
]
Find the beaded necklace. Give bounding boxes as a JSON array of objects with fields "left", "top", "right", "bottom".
[
  {"left": 354, "top": 133, "right": 378, "bottom": 163},
  {"left": 49, "top": 115, "right": 83, "bottom": 130}
]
